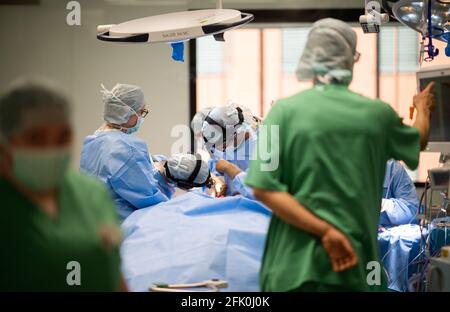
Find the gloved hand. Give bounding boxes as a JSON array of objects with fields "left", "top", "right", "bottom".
[{"left": 210, "top": 175, "right": 227, "bottom": 198}]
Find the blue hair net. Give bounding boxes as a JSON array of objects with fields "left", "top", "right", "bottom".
[
  {"left": 101, "top": 83, "right": 145, "bottom": 125},
  {"left": 191, "top": 107, "right": 212, "bottom": 137},
  {"left": 166, "top": 154, "right": 210, "bottom": 186},
  {"left": 202, "top": 103, "right": 254, "bottom": 149},
  {"left": 296, "top": 18, "right": 357, "bottom": 85}
]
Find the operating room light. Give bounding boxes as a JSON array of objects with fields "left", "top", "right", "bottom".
[
  {"left": 392, "top": 0, "right": 450, "bottom": 41},
  {"left": 96, "top": 0, "right": 254, "bottom": 62}
]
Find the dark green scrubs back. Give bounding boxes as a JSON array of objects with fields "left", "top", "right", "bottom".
[
  {"left": 0, "top": 171, "right": 121, "bottom": 291},
  {"left": 246, "top": 85, "right": 420, "bottom": 291}
]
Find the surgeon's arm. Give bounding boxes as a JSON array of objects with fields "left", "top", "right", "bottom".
[
  {"left": 381, "top": 164, "right": 419, "bottom": 226},
  {"left": 216, "top": 160, "right": 255, "bottom": 199},
  {"left": 216, "top": 159, "right": 242, "bottom": 179},
  {"left": 381, "top": 198, "right": 417, "bottom": 226},
  {"left": 112, "top": 155, "right": 170, "bottom": 209},
  {"left": 253, "top": 188, "right": 358, "bottom": 273},
  {"left": 413, "top": 82, "right": 436, "bottom": 150},
  {"left": 119, "top": 275, "right": 129, "bottom": 292},
  {"left": 231, "top": 172, "right": 255, "bottom": 199}
]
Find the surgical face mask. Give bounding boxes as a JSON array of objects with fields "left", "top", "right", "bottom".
[
  {"left": 215, "top": 126, "right": 254, "bottom": 159},
  {"left": 11, "top": 147, "right": 71, "bottom": 192},
  {"left": 125, "top": 116, "right": 145, "bottom": 135},
  {"left": 213, "top": 135, "right": 252, "bottom": 163}
]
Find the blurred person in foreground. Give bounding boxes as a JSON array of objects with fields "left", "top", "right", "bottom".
[{"left": 0, "top": 79, "right": 125, "bottom": 291}]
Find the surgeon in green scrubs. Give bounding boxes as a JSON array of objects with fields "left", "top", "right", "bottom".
[
  {"left": 0, "top": 79, "right": 125, "bottom": 291},
  {"left": 246, "top": 19, "right": 436, "bottom": 292}
]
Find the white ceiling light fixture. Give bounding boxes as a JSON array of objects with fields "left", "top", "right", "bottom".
[{"left": 96, "top": 0, "right": 254, "bottom": 62}]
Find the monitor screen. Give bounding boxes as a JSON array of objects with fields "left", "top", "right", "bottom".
[
  {"left": 419, "top": 74, "right": 450, "bottom": 142},
  {"left": 429, "top": 168, "right": 450, "bottom": 190}
]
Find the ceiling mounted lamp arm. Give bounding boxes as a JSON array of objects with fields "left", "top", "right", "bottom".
[
  {"left": 425, "top": 0, "right": 440, "bottom": 61},
  {"left": 381, "top": 0, "right": 392, "bottom": 14},
  {"left": 360, "top": 1, "right": 389, "bottom": 33}
]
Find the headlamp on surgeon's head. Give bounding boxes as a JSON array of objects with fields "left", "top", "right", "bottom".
[
  {"left": 164, "top": 153, "right": 212, "bottom": 190},
  {"left": 202, "top": 106, "right": 245, "bottom": 152}
]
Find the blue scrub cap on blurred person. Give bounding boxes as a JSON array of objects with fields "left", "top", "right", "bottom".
[
  {"left": 296, "top": 18, "right": 357, "bottom": 85},
  {"left": 166, "top": 154, "right": 210, "bottom": 187},
  {"left": 101, "top": 83, "right": 145, "bottom": 125}
]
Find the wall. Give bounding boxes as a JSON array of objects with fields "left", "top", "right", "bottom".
[
  {"left": 0, "top": 0, "right": 363, "bottom": 167},
  {"left": 0, "top": 0, "right": 191, "bottom": 167}
]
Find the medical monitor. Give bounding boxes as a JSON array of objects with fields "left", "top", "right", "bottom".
[
  {"left": 428, "top": 167, "right": 450, "bottom": 193},
  {"left": 417, "top": 65, "right": 450, "bottom": 143}
]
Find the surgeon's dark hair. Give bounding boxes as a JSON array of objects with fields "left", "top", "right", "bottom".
[{"left": 0, "top": 78, "right": 71, "bottom": 141}]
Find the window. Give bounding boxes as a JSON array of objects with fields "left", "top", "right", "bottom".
[
  {"left": 196, "top": 29, "right": 262, "bottom": 115},
  {"left": 196, "top": 25, "right": 377, "bottom": 117},
  {"left": 379, "top": 27, "right": 396, "bottom": 73},
  {"left": 379, "top": 26, "right": 419, "bottom": 73},
  {"left": 197, "top": 36, "right": 224, "bottom": 74},
  {"left": 193, "top": 18, "right": 450, "bottom": 183},
  {"left": 398, "top": 27, "right": 419, "bottom": 72},
  {"left": 379, "top": 26, "right": 420, "bottom": 119},
  {"left": 282, "top": 28, "right": 310, "bottom": 74}
]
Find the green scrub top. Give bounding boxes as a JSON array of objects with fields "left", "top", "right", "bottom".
[
  {"left": 0, "top": 170, "right": 121, "bottom": 291},
  {"left": 246, "top": 84, "right": 420, "bottom": 292}
]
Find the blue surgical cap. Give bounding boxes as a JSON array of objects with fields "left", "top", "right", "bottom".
[
  {"left": 201, "top": 103, "right": 254, "bottom": 149},
  {"left": 101, "top": 83, "right": 146, "bottom": 125},
  {"left": 191, "top": 107, "right": 212, "bottom": 137},
  {"left": 166, "top": 154, "right": 210, "bottom": 186}
]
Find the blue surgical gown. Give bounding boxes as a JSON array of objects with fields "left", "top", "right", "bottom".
[
  {"left": 231, "top": 172, "right": 254, "bottom": 199},
  {"left": 378, "top": 224, "right": 426, "bottom": 292},
  {"left": 80, "top": 130, "right": 172, "bottom": 221},
  {"left": 121, "top": 191, "right": 271, "bottom": 291},
  {"left": 380, "top": 160, "right": 419, "bottom": 227}
]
